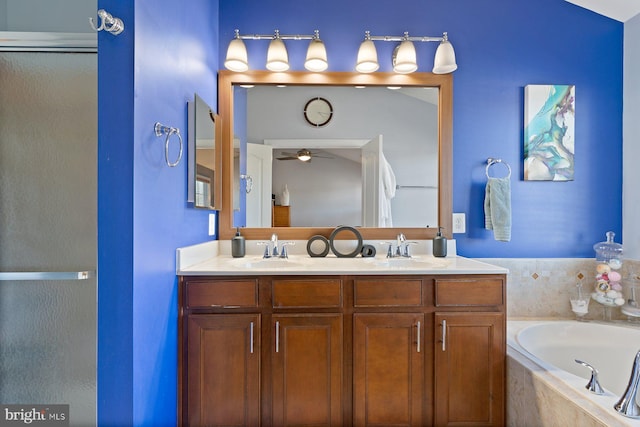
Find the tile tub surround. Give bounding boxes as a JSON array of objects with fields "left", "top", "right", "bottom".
[
  {"left": 507, "top": 321, "right": 640, "bottom": 427},
  {"left": 480, "top": 258, "right": 640, "bottom": 321},
  {"left": 507, "top": 347, "right": 634, "bottom": 427}
]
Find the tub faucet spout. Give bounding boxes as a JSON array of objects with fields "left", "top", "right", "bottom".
[{"left": 614, "top": 350, "right": 640, "bottom": 419}]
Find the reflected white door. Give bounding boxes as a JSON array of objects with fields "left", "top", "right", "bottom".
[
  {"left": 361, "top": 135, "right": 383, "bottom": 227},
  {"left": 246, "top": 143, "right": 273, "bottom": 227}
]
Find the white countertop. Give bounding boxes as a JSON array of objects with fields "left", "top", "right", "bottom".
[{"left": 176, "top": 240, "right": 508, "bottom": 276}]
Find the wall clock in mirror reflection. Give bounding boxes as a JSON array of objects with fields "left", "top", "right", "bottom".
[{"left": 304, "top": 97, "right": 333, "bottom": 127}]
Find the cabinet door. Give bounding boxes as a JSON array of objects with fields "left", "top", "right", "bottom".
[
  {"left": 187, "top": 314, "right": 260, "bottom": 427},
  {"left": 434, "top": 312, "right": 504, "bottom": 427},
  {"left": 353, "top": 313, "right": 425, "bottom": 426},
  {"left": 271, "top": 314, "right": 343, "bottom": 426}
]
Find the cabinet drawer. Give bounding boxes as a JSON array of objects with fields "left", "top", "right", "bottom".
[
  {"left": 354, "top": 279, "right": 423, "bottom": 307},
  {"left": 272, "top": 279, "right": 342, "bottom": 308},
  {"left": 434, "top": 278, "right": 504, "bottom": 307},
  {"left": 186, "top": 279, "right": 258, "bottom": 309}
]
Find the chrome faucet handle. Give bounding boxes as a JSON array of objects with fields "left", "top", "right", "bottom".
[
  {"left": 279, "top": 241, "right": 295, "bottom": 259},
  {"left": 257, "top": 241, "right": 271, "bottom": 258},
  {"left": 379, "top": 241, "right": 394, "bottom": 258},
  {"left": 614, "top": 350, "right": 640, "bottom": 418},
  {"left": 403, "top": 241, "right": 418, "bottom": 257},
  {"left": 575, "top": 359, "right": 605, "bottom": 395}
]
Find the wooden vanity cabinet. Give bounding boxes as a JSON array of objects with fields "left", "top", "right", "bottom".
[
  {"left": 269, "top": 278, "right": 344, "bottom": 426},
  {"left": 185, "top": 314, "right": 260, "bottom": 426},
  {"left": 433, "top": 277, "right": 506, "bottom": 427},
  {"left": 180, "top": 278, "right": 261, "bottom": 427},
  {"left": 271, "top": 314, "right": 343, "bottom": 426},
  {"left": 353, "top": 313, "right": 427, "bottom": 426},
  {"left": 179, "top": 273, "right": 505, "bottom": 427},
  {"left": 352, "top": 277, "right": 429, "bottom": 426}
]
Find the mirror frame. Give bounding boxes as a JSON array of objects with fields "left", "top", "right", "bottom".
[{"left": 218, "top": 70, "right": 452, "bottom": 241}]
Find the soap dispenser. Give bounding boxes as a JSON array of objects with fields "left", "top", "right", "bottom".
[
  {"left": 232, "top": 227, "right": 246, "bottom": 258},
  {"left": 433, "top": 227, "right": 447, "bottom": 257}
]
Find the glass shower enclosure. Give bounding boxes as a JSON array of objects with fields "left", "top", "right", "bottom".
[{"left": 0, "top": 41, "right": 97, "bottom": 426}]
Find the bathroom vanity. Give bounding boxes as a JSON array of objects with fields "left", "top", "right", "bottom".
[{"left": 177, "top": 252, "right": 507, "bottom": 426}]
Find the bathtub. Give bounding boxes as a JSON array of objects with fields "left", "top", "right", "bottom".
[{"left": 507, "top": 320, "right": 640, "bottom": 427}]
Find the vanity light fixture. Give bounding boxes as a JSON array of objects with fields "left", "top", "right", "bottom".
[
  {"left": 224, "top": 30, "right": 249, "bottom": 72},
  {"left": 356, "top": 31, "right": 457, "bottom": 74},
  {"left": 355, "top": 31, "right": 379, "bottom": 73},
  {"left": 304, "top": 30, "right": 329, "bottom": 72},
  {"left": 224, "top": 28, "right": 457, "bottom": 74},
  {"left": 266, "top": 30, "right": 289, "bottom": 72},
  {"left": 224, "top": 29, "right": 328, "bottom": 73}
]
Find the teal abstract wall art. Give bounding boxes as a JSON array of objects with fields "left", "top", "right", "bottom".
[{"left": 524, "top": 84, "right": 575, "bottom": 181}]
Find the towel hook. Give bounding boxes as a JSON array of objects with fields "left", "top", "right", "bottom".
[
  {"left": 89, "top": 9, "right": 124, "bottom": 35},
  {"left": 486, "top": 158, "right": 511, "bottom": 179},
  {"left": 154, "top": 122, "right": 183, "bottom": 167}
]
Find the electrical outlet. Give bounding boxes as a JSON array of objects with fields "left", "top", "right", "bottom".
[
  {"left": 208, "top": 213, "right": 216, "bottom": 236},
  {"left": 452, "top": 213, "right": 466, "bottom": 234}
]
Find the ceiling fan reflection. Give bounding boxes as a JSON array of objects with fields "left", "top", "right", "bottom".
[{"left": 276, "top": 149, "right": 333, "bottom": 162}]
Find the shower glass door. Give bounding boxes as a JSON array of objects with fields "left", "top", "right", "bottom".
[{"left": 0, "top": 50, "right": 97, "bottom": 426}]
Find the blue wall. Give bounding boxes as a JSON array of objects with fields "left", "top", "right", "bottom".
[
  {"left": 98, "top": 0, "right": 623, "bottom": 424},
  {"left": 220, "top": 0, "right": 623, "bottom": 258},
  {"left": 98, "top": 0, "right": 219, "bottom": 425},
  {"left": 97, "top": 2, "right": 134, "bottom": 425}
]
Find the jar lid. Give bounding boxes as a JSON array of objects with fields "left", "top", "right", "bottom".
[{"left": 593, "top": 231, "right": 623, "bottom": 262}]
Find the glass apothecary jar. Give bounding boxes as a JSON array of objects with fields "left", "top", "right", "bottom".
[{"left": 592, "top": 231, "right": 624, "bottom": 309}]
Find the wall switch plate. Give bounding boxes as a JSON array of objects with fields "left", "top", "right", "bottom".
[
  {"left": 452, "top": 213, "right": 466, "bottom": 234},
  {"left": 208, "top": 213, "right": 216, "bottom": 236}
]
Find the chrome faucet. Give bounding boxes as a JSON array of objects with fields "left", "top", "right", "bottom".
[
  {"left": 396, "top": 233, "right": 406, "bottom": 257},
  {"left": 270, "top": 233, "right": 279, "bottom": 257},
  {"left": 575, "top": 359, "right": 605, "bottom": 395},
  {"left": 614, "top": 350, "right": 640, "bottom": 418},
  {"left": 258, "top": 234, "right": 294, "bottom": 259},
  {"left": 381, "top": 234, "right": 417, "bottom": 258}
]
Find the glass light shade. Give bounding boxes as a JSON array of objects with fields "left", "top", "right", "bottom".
[
  {"left": 304, "top": 39, "right": 328, "bottom": 72},
  {"left": 297, "top": 150, "right": 312, "bottom": 161},
  {"left": 266, "top": 37, "right": 289, "bottom": 72},
  {"left": 356, "top": 39, "right": 379, "bottom": 73},
  {"left": 224, "top": 38, "right": 249, "bottom": 72},
  {"left": 432, "top": 40, "right": 457, "bottom": 74},
  {"left": 393, "top": 40, "right": 418, "bottom": 74}
]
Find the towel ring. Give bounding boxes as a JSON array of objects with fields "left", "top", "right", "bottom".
[
  {"left": 154, "top": 122, "right": 183, "bottom": 167},
  {"left": 486, "top": 158, "right": 511, "bottom": 179}
]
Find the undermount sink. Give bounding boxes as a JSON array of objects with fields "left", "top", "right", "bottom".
[
  {"left": 365, "top": 256, "right": 450, "bottom": 269},
  {"left": 230, "top": 257, "right": 303, "bottom": 269}
]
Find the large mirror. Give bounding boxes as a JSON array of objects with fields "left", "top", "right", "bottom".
[
  {"left": 188, "top": 93, "right": 222, "bottom": 209},
  {"left": 219, "top": 71, "right": 452, "bottom": 241}
]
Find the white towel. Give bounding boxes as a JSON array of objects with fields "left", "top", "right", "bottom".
[
  {"left": 484, "top": 176, "right": 511, "bottom": 242},
  {"left": 379, "top": 153, "right": 396, "bottom": 227}
]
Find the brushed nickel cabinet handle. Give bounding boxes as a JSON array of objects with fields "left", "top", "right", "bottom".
[
  {"left": 417, "top": 321, "right": 421, "bottom": 353},
  {"left": 250, "top": 321, "right": 254, "bottom": 354},
  {"left": 275, "top": 321, "right": 280, "bottom": 353},
  {"left": 441, "top": 319, "right": 447, "bottom": 352}
]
